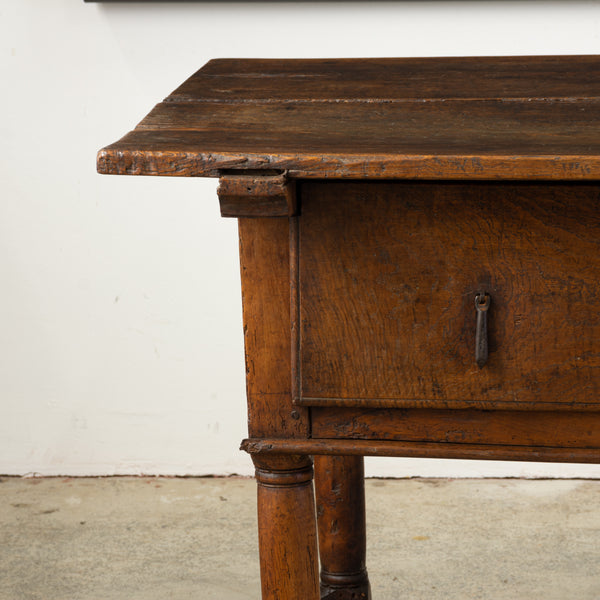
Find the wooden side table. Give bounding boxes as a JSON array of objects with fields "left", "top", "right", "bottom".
[{"left": 98, "top": 56, "right": 600, "bottom": 600}]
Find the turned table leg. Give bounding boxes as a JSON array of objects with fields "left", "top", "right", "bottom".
[
  {"left": 315, "top": 455, "right": 372, "bottom": 600},
  {"left": 253, "top": 454, "right": 320, "bottom": 600}
]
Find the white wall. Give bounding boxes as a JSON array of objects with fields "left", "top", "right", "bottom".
[{"left": 2, "top": 0, "right": 600, "bottom": 478}]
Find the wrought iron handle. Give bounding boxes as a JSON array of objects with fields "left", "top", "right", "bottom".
[{"left": 475, "top": 293, "right": 490, "bottom": 368}]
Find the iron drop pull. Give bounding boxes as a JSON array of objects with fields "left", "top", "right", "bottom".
[{"left": 475, "top": 293, "right": 490, "bottom": 368}]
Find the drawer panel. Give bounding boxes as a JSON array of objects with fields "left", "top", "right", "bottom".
[{"left": 297, "top": 182, "right": 600, "bottom": 410}]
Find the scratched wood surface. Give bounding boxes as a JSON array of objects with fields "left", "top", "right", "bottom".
[
  {"left": 97, "top": 56, "right": 600, "bottom": 180},
  {"left": 298, "top": 181, "right": 600, "bottom": 411},
  {"left": 311, "top": 408, "right": 600, "bottom": 449},
  {"left": 314, "top": 455, "right": 371, "bottom": 600},
  {"left": 237, "top": 218, "right": 310, "bottom": 438},
  {"left": 241, "top": 437, "right": 600, "bottom": 463},
  {"left": 169, "top": 56, "right": 600, "bottom": 101},
  {"left": 218, "top": 173, "right": 296, "bottom": 217}
]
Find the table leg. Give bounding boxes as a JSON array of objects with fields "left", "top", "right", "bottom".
[
  {"left": 253, "top": 454, "right": 320, "bottom": 600},
  {"left": 315, "top": 455, "right": 371, "bottom": 600}
]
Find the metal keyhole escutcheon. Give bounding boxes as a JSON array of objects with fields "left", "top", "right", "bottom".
[{"left": 475, "top": 293, "right": 491, "bottom": 368}]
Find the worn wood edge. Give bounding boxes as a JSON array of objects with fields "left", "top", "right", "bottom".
[
  {"left": 96, "top": 148, "right": 227, "bottom": 177},
  {"left": 218, "top": 172, "right": 297, "bottom": 217},
  {"left": 240, "top": 438, "right": 600, "bottom": 463},
  {"left": 298, "top": 397, "right": 600, "bottom": 411},
  {"left": 96, "top": 148, "right": 600, "bottom": 180},
  {"left": 162, "top": 96, "right": 600, "bottom": 105},
  {"left": 290, "top": 216, "right": 302, "bottom": 407}
]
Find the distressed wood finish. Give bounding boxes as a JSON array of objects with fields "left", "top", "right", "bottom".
[
  {"left": 218, "top": 173, "right": 297, "bottom": 217},
  {"left": 312, "top": 408, "right": 600, "bottom": 449},
  {"left": 169, "top": 56, "right": 600, "bottom": 102},
  {"left": 238, "top": 218, "right": 309, "bottom": 439},
  {"left": 253, "top": 454, "right": 320, "bottom": 600},
  {"left": 97, "top": 56, "right": 600, "bottom": 181},
  {"left": 299, "top": 181, "right": 600, "bottom": 411},
  {"left": 97, "top": 56, "right": 600, "bottom": 600},
  {"left": 242, "top": 438, "right": 600, "bottom": 463},
  {"left": 315, "top": 456, "right": 371, "bottom": 600}
]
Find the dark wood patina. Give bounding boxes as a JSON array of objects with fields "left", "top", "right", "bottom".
[{"left": 98, "top": 56, "right": 600, "bottom": 600}]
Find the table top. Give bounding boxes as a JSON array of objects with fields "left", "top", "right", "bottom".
[{"left": 97, "top": 55, "right": 600, "bottom": 180}]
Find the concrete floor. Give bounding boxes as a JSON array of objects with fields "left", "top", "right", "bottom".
[{"left": 0, "top": 477, "right": 598, "bottom": 600}]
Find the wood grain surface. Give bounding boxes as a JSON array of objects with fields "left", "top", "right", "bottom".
[
  {"left": 312, "top": 408, "right": 600, "bottom": 449},
  {"left": 238, "top": 218, "right": 310, "bottom": 438},
  {"left": 170, "top": 56, "right": 600, "bottom": 102},
  {"left": 298, "top": 181, "right": 600, "bottom": 411},
  {"left": 218, "top": 173, "right": 296, "bottom": 217},
  {"left": 253, "top": 454, "right": 319, "bottom": 600},
  {"left": 242, "top": 438, "right": 600, "bottom": 463},
  {"left": 97, "top": 56, "right": 600, "bottom": 180},
  {"left": 314, "top": 455, "right": 371, "bottom": 600}
]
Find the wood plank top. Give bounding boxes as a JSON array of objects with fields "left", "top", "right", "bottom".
[{"left": 97, "top": 56, "right": 600, "bottom": 180}]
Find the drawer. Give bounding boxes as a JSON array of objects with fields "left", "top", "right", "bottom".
[{"left": 296, "top": 181, "right": 600, "bottom": 411}]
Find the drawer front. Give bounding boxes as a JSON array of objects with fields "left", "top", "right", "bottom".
[{"left": 297, "top": 181, "right": 600, "bottom": 410}]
